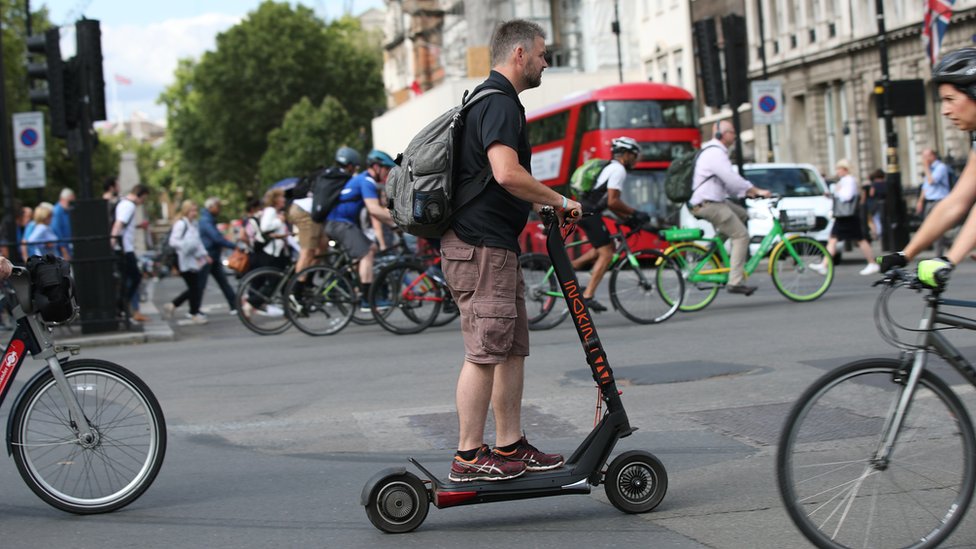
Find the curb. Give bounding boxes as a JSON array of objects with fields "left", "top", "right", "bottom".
[{"left": 55, "top": 300, "right": 177, "bottom": 348}]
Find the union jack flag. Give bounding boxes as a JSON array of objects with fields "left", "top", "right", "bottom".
[{"left": 923, "top": 0, "right": 955, "bottom": 66}]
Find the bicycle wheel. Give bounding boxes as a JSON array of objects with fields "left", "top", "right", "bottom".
[
  {"left": 770, "top": 236, "right": 833, "bottom": 302},
  {"left": 519, "top": 253, "right": 566, "bottom": 330},
  {"left": 661, "top": 243, "right": 720, "bottom": 312},
  {"left": 610, "top": 249, "right": 683, "bottom": 324},
  {"left": 284, "top": 265, "right": 356, "bottom": 336},
  {"left": 370, "top": 261, "right": 443, "bottom": 335},
  {"left": 11, "top": 359, "right": 166, "bottom": 514},
  {"left": 777, "top": 359, "right": 976, "bottom": 549},
  {"left": 236, "top": 267, "right": 291, "bottom": 335}
]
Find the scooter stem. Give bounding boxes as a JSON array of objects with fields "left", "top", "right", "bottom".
[{"left": 541, "top": 208, "right": 629, "bottom": 418}]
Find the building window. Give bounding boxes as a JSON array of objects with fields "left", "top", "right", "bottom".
[
  {"left": 790, "top": 34, "right": 797, "bottom": 48},
  {"left": 828, "top": 22, "right": 836, "bottom": 37},
  {"left": 809, "top": 28, "right": 816, "bottom": 43},
  {"left": 773, "top": 40, "right": 780, "bottom": 54}
]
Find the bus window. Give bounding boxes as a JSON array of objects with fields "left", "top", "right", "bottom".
[
  {"left": 600, "top": 100, "right": 696, "bottom": 129},
  {"left": 527, "top": 111, "right": 570, "bottom": 146},
  {"left": 618, "top": 169, "right": 675, "bottom": 222}
]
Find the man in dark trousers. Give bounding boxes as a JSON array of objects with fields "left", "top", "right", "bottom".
[
  {"left": 440, "top": 19, "right": 582, "bottom": 483},
  {"left": 199, "top": 197, "right": 239, "bottom": 315}
]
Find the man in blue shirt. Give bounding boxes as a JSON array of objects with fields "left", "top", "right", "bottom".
[
  {"left": 916, "top": 148, "right": 952, "bottom": 256},
  {"left": 51, "top": 188, "right": 75, "bottom": 260},
  {"left": 324, "top": 149, "right": 396, "bottom": 309},
  {"left": 198, "top": 197, "right": 239, "bottom": 314}
]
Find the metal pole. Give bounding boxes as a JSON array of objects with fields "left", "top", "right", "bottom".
[
  {"left": 0, "top": 5, "right": 19, "bottom": 257},
  {"left": 755, "top": 0, "right": 774, "bottom": 162},
  {"left": 875, "top": 0, "right": 909, "bottom": 251},
  {"left": 613, "top": 0, "right": 623, "bottom": 83}
]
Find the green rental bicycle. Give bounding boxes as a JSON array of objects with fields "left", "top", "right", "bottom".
[
  {"left": 659, "top": 197, "right": 833, "bottom": 311},
  {"left": 520, "top": 221, "right": 685, "bottom": 330}
]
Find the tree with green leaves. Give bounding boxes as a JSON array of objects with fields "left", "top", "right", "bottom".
[{"left": 161, "top": 1, "right": 384, "bottom": 203}]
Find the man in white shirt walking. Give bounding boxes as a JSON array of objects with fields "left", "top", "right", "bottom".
[{"left": 688, "top": 120, "right": 771, "bottom": 295}]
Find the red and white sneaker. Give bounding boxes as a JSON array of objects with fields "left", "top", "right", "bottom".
[
  {"left": 449, "top": 445, "right": 527, "bottom": 482},
  {"left": 493, "top": 436, "right": 564, "bottom": 471}
]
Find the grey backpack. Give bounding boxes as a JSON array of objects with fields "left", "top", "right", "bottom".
[{"left": 386, "top": 88, "right": 504, "bottom": 238}]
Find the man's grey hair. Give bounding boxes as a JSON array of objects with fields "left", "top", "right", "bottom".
[
  {"left": 59, "top": 188, "right": 75, "bottom": 200},
  {"left": 490, "top": 19, "right": 546, "bottom": 67},
  {"left": 204, "top": 197, "right": 221, "bottom": 209}
]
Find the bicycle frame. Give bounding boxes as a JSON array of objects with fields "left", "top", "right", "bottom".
[
  {"left": 675, "top": 203, "right": 811, "bottom": 285},
  {"left": 0, "top": 270, "right": 94, "bottom": 451},
  {"left": 873, "top": 290, "right": 976, "bottom": 465},
  {"left": 532, "top": 226, "right": 650, "bottom": 300}
]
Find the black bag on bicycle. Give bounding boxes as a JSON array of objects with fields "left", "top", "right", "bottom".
[{"left": 27, "top": 254, "right": 76, "bottom": 322}]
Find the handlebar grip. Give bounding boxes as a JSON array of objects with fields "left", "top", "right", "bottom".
[{"left": 565, "top": 208, "right": 581, "bottom": 219}]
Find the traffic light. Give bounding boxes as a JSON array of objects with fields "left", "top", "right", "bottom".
[
  {"left": 75, "top": 19, "right": 106, "bottom": 122},
  {"left": 26, "top": 28, "right": 68, "bottom": 137},
  {"left": 693, "top": 19, "right": 725, "bottom": 108},
  {"left": 722, "top": 14, "right": 749, "bottom": 107}
]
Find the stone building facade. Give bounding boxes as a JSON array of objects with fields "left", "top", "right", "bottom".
[{"left": 744, "top": 0, "right": 976, "bottom": 184}]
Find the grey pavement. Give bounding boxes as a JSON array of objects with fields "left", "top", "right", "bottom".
[{"left": 3, "top": 251, "right": 976, "bottom": 548}]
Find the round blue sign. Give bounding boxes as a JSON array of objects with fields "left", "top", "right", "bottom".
[
  {"left": 19, "top": 128, "right": 39, "bottom": 148},
  {"left": 759, "top": 95, "right": 777, "bottom": 114}
]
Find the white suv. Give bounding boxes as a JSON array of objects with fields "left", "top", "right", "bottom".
[{"left": 678, "top": 163, "right": 833, "bottom": 254}]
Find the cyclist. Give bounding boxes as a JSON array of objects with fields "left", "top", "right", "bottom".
[
  {"left": 879, "top": 47, "right": 976, "bottom": 287},
  {"left": 688, "top": 120, "right": 772, "bottom": 296},
  {"left": 324, "top": 147, "right": 397, "bottom": 310},
  {"left": 570, "top": 136, "right": 649, "bottom": 311}
]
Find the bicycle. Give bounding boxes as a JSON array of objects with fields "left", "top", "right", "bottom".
[
  {"left": 0, "top": 266, "right": 166, "bottom": 513},
  {"left": 659, "top": 196, "right": 833, "bottom": 311},
  {"left": 777, "top": 269, "right": 975, "bottom": 549},
  {"left": 236, "top": 261, "right": 295, "bottom": 336},
  {"left": 368, "top": 253, "right": 458, "bottom": 335},
  {"left": 519, "top": 221, "right": 685, "bottom": 330}
]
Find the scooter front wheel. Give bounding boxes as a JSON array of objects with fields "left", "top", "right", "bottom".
[
  {"left": 364, "top": 472, "right": 430, "bottom": 533},
  {"left": 604, "top": 450, "right": 668, "bottom": 513}
]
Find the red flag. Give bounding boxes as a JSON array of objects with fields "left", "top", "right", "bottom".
[
  {"left": 923, "top": 0, "right": 955, "bottom": 66},
  {"left": 410, "top": 80, "right": 423, "bottom": 96},
  {"left": 114, "top": 74, "right": 133, "bottom": 85}
]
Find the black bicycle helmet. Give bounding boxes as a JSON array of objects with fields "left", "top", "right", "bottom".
[
  {"left": 932, "top": 47, "right": 976, "bottom": 100},
  {"left": 335, "top": 146, "right": 361, "bottom": 168},
  {"left": 611, "top": 136, "right": 640, "bottom": 156}
]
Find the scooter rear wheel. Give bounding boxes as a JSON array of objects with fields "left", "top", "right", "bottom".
[
  {"left": 364, "top": 472, "right": 430, "bottom": 533},
  {"left": 604, "top": 450, "right": 668, "bottom": 513}
]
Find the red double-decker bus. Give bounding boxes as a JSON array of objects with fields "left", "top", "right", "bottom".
[{"left": 520, "top": 82, "right": 701, "bottom": 253}]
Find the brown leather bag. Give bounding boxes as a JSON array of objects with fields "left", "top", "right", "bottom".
[{"left": 226, "top": 248, "right": 250, "bottom": 274}]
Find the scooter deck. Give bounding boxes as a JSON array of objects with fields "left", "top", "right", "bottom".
[{"left": 408, "top": 458, "right": 595, "bottom": 508}]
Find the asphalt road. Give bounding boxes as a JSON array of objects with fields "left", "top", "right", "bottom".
[{"left": 3, "top": 254, "right": 976, "bottom": 548}]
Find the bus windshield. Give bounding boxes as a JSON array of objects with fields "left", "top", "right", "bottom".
[{"left": 583, "top": 100, "right": 696, "bottom": 131}]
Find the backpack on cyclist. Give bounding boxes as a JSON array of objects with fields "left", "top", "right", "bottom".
[
  {"left": 26, "top": 254, "right": 75, "bottom": 323},
  {"left": 386, "top": 88, "right": 505, "bottom": 239},
  {"left": 664, "top": 145, "right": 719, "bottom": 204},
  {"left": 569, "top": 159, "right": 612, "bottom": 209},
  {"left": 310, "top": 166, "right": 352, "bottom": 223}
]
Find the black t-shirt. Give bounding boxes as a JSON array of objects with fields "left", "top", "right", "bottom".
[{"left": 451, "top": 70, "right": 533, "bottom": 252}]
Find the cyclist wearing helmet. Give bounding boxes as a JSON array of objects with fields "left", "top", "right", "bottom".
[
  {"left": 688, "top": 119, "right": 771, "bottom": 296},
  {"left": 325, "top": 148, "right": 397, "bottom": 309},
  {"left": 363, "top": 150, "right": 398, "bottom": 251},
  {"left": 879, "top": 47, "right": 976, "bottom": 288},
  {"left": 288, "top": 147, "right": 363, "bottom": 290},
  {"left": 571, "top": 136, "right": 649, "bottom": 311}
]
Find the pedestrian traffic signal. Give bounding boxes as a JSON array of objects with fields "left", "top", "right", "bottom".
[
  {"left": 722, "top": 14, "right": 749, "bottom": 107},
  {"left": 693, "top": 19, "right": 725, "bottom": 108},
  {"left": 25, "top": 28, "right": 68, "bottom": 137}
]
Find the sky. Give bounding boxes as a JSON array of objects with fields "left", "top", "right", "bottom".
[{"left": 38, "top": 0, "right": 384, "bottom": 125}]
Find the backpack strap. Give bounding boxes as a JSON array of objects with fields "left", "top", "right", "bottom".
[{"left": 452, "top": 88, "right": 509, "bottom": 211}]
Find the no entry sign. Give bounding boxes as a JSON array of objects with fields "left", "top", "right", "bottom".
[{"left": 751, "top": 80, "right": 784, "bottom": 125}]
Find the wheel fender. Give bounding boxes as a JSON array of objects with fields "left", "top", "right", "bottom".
[
  {"left": 5, "top": 364, "right": 55, "bottom": 456},
  {"left": 767, "top": 236, "right": 794, "bottom": 275},
  {"left": 360, "top": 466, "right": 407, "bottom": 506}
]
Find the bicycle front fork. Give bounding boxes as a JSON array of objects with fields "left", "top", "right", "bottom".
[{"left": 872, "top": 351, "right": 926, "bottom": 468}]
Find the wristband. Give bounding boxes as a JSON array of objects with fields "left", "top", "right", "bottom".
[{"left": 561, "top": 196, "right": 568, "bottom": 210}]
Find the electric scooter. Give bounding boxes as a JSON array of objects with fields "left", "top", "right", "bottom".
[{"left": 361, "top": 207, "right": 668, "bottom": 533}]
